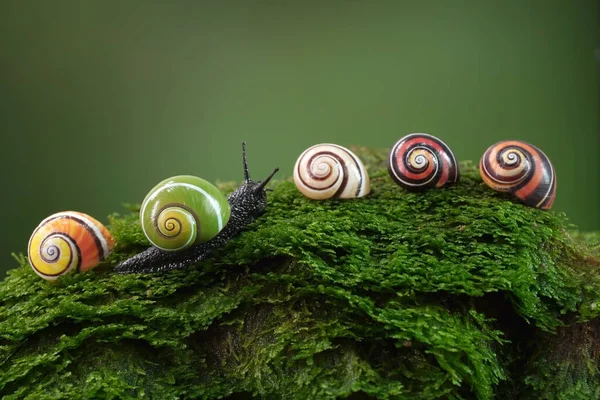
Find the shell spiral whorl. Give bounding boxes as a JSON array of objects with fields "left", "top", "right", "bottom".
[
  {"left": 155, "top": 204, "right": 198, "bottom": 243},
  {"left": 479, "top": 140, "right": 556, "bottom": 209},
  {"left": 388, "top": 133, "right": 459, "bottom": 191},
  {"left": 140, "top": 175, "right": 231, "bottom": 251},
  {"left": 28, "top": 211, "right": 115, "bottom": 280},
  {"left": 293, "top": 143, "right": 371, "bottom": 200}
]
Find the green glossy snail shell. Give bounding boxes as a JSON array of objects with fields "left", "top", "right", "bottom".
[{"left": 140, "top": 175, "right": 231, "bottom": 251}]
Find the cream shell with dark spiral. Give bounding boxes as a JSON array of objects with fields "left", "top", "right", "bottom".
[{"left": 293, "top": 144, "right": 371, "bottom": 200}]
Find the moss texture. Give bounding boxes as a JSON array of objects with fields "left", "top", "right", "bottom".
[{"left": 1, "top": 146, "right": 599, "bottom": 399}]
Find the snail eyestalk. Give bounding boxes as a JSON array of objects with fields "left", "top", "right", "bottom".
[
  {"left": 256, "top": 168, "right": 280, "bottom": 192},
  {"left": 242, "top": 141, "right": 251, "bottom": 183}
]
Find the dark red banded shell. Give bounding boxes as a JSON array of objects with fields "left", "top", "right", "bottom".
[
  {"left": 387, "top": 133, "right": 459, "bottom": 191},
  {"left": 479, "top": 140, "right": 556, "bottom": 209}
]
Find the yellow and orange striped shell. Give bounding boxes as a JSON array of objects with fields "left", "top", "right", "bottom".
[
  {"left": 479, "top": 140, "right": 557, "bottom": 209},
  {"left": 28, "top": 211, "right": 115, "bottom": 280}
]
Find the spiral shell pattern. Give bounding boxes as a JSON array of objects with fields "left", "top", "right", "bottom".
[
  {"left": 28, "top": 211, "right": 115, "bottom": 280},
  {"left": 140, "top": 175, "right": 231, "bottom": 251},
  {"left": 479, "top": 140, "right": 556, "bottom": 209},
  {"left": 388, "top": 133, "right": 459, "bottom": 191},
  {"left": 293, "top": 143, "right": 371, "bottom": 200}
]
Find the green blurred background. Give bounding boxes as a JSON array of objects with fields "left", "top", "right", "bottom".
[{"left": 0, "top": 1, "right": 598, "bottom": 277}]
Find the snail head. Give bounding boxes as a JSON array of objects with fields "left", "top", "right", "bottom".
[
  {"left": 241, "top": 141, "right": 279, "bottom": 190},
  {"left": 227, "top": 142, "right": 279, "bottom": 215}
]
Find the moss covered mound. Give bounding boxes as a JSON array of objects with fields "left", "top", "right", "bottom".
[{"left": 1, "top": 147, "right": 599, "bottom": 399}]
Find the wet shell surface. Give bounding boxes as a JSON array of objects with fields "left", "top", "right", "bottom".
[
  {"left": 479, "top": 140, "right": 556, "bottom": 209},
  {"left": 388, "top": 133, "right": 459, "bottom": 191},
  {"left": 293, "top": 143, "right": 371, "bottom": 200},
  {"left": 28, "top": 211, "right": 115, "bottom": 280}
]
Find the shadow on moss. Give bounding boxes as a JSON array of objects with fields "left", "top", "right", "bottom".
[{"left": 1, "top": 147, "right": 599, "bottom": 399}]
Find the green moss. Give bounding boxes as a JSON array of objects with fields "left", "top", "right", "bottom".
[{"left": 1, "top": 147, "right": 599, "bottom": 399}]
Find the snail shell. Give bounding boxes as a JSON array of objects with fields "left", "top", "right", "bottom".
[
  {"left": 293, "top": 143, "right": 371, "bottom": 200},
  {"left": 388, "top": 133, "right": 459, "bottom": 191},
  {"left": 479, "top": 140, "right": 556, "bottom": 209},
  {"left": 28, "top": 211, "right": 115, "bottom": 280},
  {"left": 140, "top": 175, "right": 231, "bottom": 251}
]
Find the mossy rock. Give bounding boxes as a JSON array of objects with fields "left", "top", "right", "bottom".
[{"left": 1, "top": 147, "right": 599, "bottom": 399}]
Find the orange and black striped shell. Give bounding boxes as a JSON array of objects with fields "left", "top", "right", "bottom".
[
  {"left": 28, "top": 211, "right": 115, "bottom": 280},
  {"left": 479, "top": 140, "right": 556, "bottom": 209}
]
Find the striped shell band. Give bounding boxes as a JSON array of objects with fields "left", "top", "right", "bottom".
[
  {"left": 140, "top": 175, "right": 231, "bottom": 251},
  {"left": 293, "top": 143, "right": 371, "bottom": 200},
  {"left": 479, "top": 140, "right": 556, "bottom": 209},
  {"left": 27, "top": 211, "right": 115, "bottom": 280},
  {"left": 388, "top": 133, "right": 459, "bottom": 191}
]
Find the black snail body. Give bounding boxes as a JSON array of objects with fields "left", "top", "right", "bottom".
[{"left": 114, "top": 143, "right": 279, "bottom": 274}]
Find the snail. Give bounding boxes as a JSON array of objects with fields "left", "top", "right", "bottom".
[
  {"left": 479, "top": 140, "right": 556, "bottom": 209},
  {"left": 387, "top": 133, "right": 459, "bottom": 191},
  {"left": 28, "top": 211, "right": 115, "bottom": 280},
  {"left": 114, "top": 142, "right": 279, "bottom": 274},
  {"left": 293, "top": 143, "right": 371, "bottom": 200}
]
